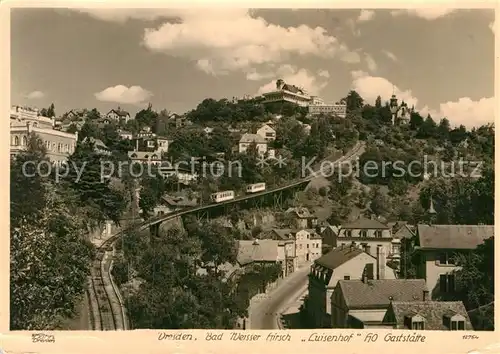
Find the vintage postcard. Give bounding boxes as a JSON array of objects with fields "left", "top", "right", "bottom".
[{"left": 1, "top": 1, "right": 498, "bottom": 353}]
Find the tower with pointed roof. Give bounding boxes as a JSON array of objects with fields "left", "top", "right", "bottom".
[{"left": 389, "top": 86, "right": 412, "bottom": 125}]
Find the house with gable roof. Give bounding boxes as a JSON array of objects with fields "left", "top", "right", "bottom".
[
  {"left": 382, "top": 300, "right": 473, "bottom": 331},
  {"left": 307, "top": 243, "right": 397, "bottom": 328},
  {"left": 238, "top": 133, "right": 268, "bottom": 156},
  {"left": 106, "top": 107, "right": 131, "bottom": 123},
  {"left": 413, "top": 224, "right": 494, "bottom": 300},
  {"left": 331, "top": 278, "right": 428, "bottom": 328},
  {"left": 336, "top": 217, "right": 401, "bottom": 263}
]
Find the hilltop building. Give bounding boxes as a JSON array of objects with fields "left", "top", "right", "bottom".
[{"left": 10, "top": 105, "right": 77, "bottom": 164}]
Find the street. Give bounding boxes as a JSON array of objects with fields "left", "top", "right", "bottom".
[{"left": 248, "top": 263, "right": 311, "bottom": 329}]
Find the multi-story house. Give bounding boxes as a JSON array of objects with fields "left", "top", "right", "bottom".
[
  {"left": 158, "top": 164, "right": 198, "bottom": 185},
  {"left": 307, "top": 243, "right": 396, "bottom": 328},
  {"left": 236, "top": 239, "right": 295, "bottom": 278},
  {"left": 382, "top": 300, "right": 473, "bottom": 330},
  {"left": 336, "top": 218, "right": 400, "bottom": 264},
  {"left": 256, "top": 124, "right": 276, "bottom": 142},
  {"left": 238, "top": 133, "right": 268, "bottom": 156},
  {"left": 10, "top": 105, "right": 77, "bottom": 164},
  {"left": 106, "top": 107, "right": 131, "bottom": 123},
  {"left": 271, "top": 228, "right": 322, "bottom": 269},
  {"left": 128, "top": 151, "right": 162, "bottom": 166},
  {"left": 413, "top": 224, "right": 494, "bottom": 300},
  {"left": 331, "top": 278, "right": 427, "bottom": 329}
]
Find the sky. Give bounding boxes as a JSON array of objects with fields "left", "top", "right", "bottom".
[{"left": 11, "top": 8, "right": 495, "bottom": 128}]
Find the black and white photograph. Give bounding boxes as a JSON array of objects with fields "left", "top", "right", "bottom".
[{"left": 9, "top": 7, "right": 494, "bottom": 334}]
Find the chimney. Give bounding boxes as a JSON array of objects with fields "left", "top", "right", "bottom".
[
  {"left": 423, "top": 290, "right": 429, "bottom": 301},
  {"left": 376, "top": 245, "right": 386, "bottom": 280},
  {"left": 365, "top": 245, "right": 371, "bottom": 255},
  {"left": 365, "top": 263, "right": 374, "bottom": 281}
]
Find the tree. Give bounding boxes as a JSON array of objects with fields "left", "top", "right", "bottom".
[
  {"left": 343, "top": 90, "right": 364, "bottom": 113},
  {"left": 454, "top": 237, "right": 494, "bottom": 330},
  {"left": 10, "top": 136, "right": 94, "bottom": 330},
  {"left": 375, "top": 95, "right": 382, "bottom": 108},
  {"left": 47, "top": 103, "right": 55, "bottom": 118},
  {"left": 86, "top": 108, "right": 101, "bottom": 120}
]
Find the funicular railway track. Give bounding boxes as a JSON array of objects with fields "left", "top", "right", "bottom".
[{"left": 87, "top": 141, "right": 365, "bottom": 330}]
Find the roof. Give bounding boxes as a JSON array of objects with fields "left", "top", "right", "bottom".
[
  {"left": 82, "top": 137, "right": 109, "bottom": 150},
  {"left": 271, "top": 229, "right": 293, "bottom": 240},
  {"left": 236, "top": 239, "right": 281, "bottom": 265},
  {"left": 393, "top": 224, "right": 416, "bottom": 239},
  {"left": 338, "top": 279, "right": 428, "bottom": 309},
  {"left": 108, "top": 108, "right": 129, "bottom": 117},
  {"left": 314, "top": 245, "right": 370, "bottom": 270},
  {"left": 286, "top": 207, "right": 315, "bottom": 219},
  {"left": 385, "top": 301, "right": 473, "bottom": 330},
  {"left": 128, "top": 151, "right": 162, "bottom": 160},
  {"left": 321, "top": 225, "right": 339, "bottom": 235},
  {"left": 341, "top": 217, "right": 390, "bottom": 230},
  {"left": 161, "top": 195, "right": 197, "bottom": 207},
  {"left": 417, "top": 224, "right": 494, "bottom": 250},
  {"left": 239, "top": 133, "right": 267, "bottom": 144},
  {"left": 349, "top": 310, "right": 387, "bottom": 324}
]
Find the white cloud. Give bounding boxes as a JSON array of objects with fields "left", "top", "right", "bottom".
[
  {"left": 420, "top": 97, "right": 494, "bottom": 129},
  {"left": 390, "top": 9, "right": 457, "bottom": 20},
  {"left": 489, "top": 20, "right": 495, "bottom": 33},
  {"left": 382, "top": 50, "right": 398, "bottom": 62},
  {"left": 25, "top": 90, "right": 44, "bottom": 99},
  {"left": 350, "top": 71, "right": 493, "bottom": 129},
  {"left": 351, "top": 70, "right": 418, "bottom": 107},
  {"left": 95, "top": 85, "right": 153, "bottom": 105},
  {"left": 138, "top": 9, "right": 359, "bottom": 76},
  {"left": 318, "top": 69, "right": 330, "bottom": 78},
  {"left": 257, "top": 66, "right": 329, "bottom": 96},
  {"left": 364, "top": 54, "right": 378, "bottom": 72},
  {"left": 357, "top": 10, "right": 375, "bottom": 22}
]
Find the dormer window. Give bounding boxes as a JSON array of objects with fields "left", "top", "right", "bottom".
[
  {"left": 360, "top": 230, "right": 367, "bottom": 238},
  {"left": 439, "top": 252, "right": 455, "bottom": 265},
  {"left": 375, "top": 230, "right": 383, "bottom": 238},
  {"left": 443, "top": 314, "right": 466, "bottom": 330},
  {"left": 345, "top": 230, "right": 352, "bottom": 237},
  {"left": 404, "top": 314, "right": 425, "bottom": 330}
]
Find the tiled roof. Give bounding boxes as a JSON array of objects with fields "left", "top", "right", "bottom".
[
  {"left": 339, "top": 279, "right": 427, "bottom": 309},
  {"left": 128, "top": 151, "right": 161, "bottom": 160},
  {"left": 239, "top": 133, "right": 267, "bottom": 144},
  {"left": 394, "top": 224, "right": 416, "bottom": 239},
  {"left": 384, "top": 301, "right": 473, "bottom": 330},
  {"left": 236, "top": 239, "right": 280, "bottom": 265},
  {"left": 417, "top": 224, "right": 494, "bottom": 250},
  {"left": 341, "top": 218, "right": 390, "bottom": 230},
  {"left": 108, "top": 109, "right": 129, "bottom": 117},
  {"left": 314, "top": 245, "right": 369, "bottom": 270},
  {"left": 272, "top": 228, "right": 294, "bottom": 240},
  {"left": 82, "top": 137, "right": 109, "bottom": 150},
  {"left": 161, "top": 195, "right": 197, "bottom": 207}
]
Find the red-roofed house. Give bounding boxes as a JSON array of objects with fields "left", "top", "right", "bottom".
[{"left": 414, "top": 224, "right": 494, "bottom": 300}]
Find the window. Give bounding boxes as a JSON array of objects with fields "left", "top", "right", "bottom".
[
  {"left": 22, "top": 136, "right": 28, "bottom": 146},
  {"left": 450, "top": 320, "right": 465, "bottom": 330},
  {"left": 375, "top": 230, "right": 383, "bottom": 238},
  {"left": 307, "top": 244, "right": 309, "bottom": 249},
  {"left": 412, "top": 321, "right": 425, "bottom": 330},
  {"left": 344, "top": 276, "right": 350, "bottom": 280},
  {"left": 345, "top": 230, "right": 352, "bottom": 237},
  {"left": 439, "top": 252, "right": 455, "bottom": 265},
  {"left": 13, "top": 136, "right": 19, "bottom": 145},
  {"left": 439, "top": 274, "right": 455, "bottom": 293},
  {"left": 360, "top": 230, "right": 367, "bottom": 238}
]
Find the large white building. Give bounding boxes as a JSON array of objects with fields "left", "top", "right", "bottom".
[
  {"left": 308, "top": 103, "right": 347, "bottom": 118},
  {"left": 10, "top": 105, "right": 78, "bottom": 163}
]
